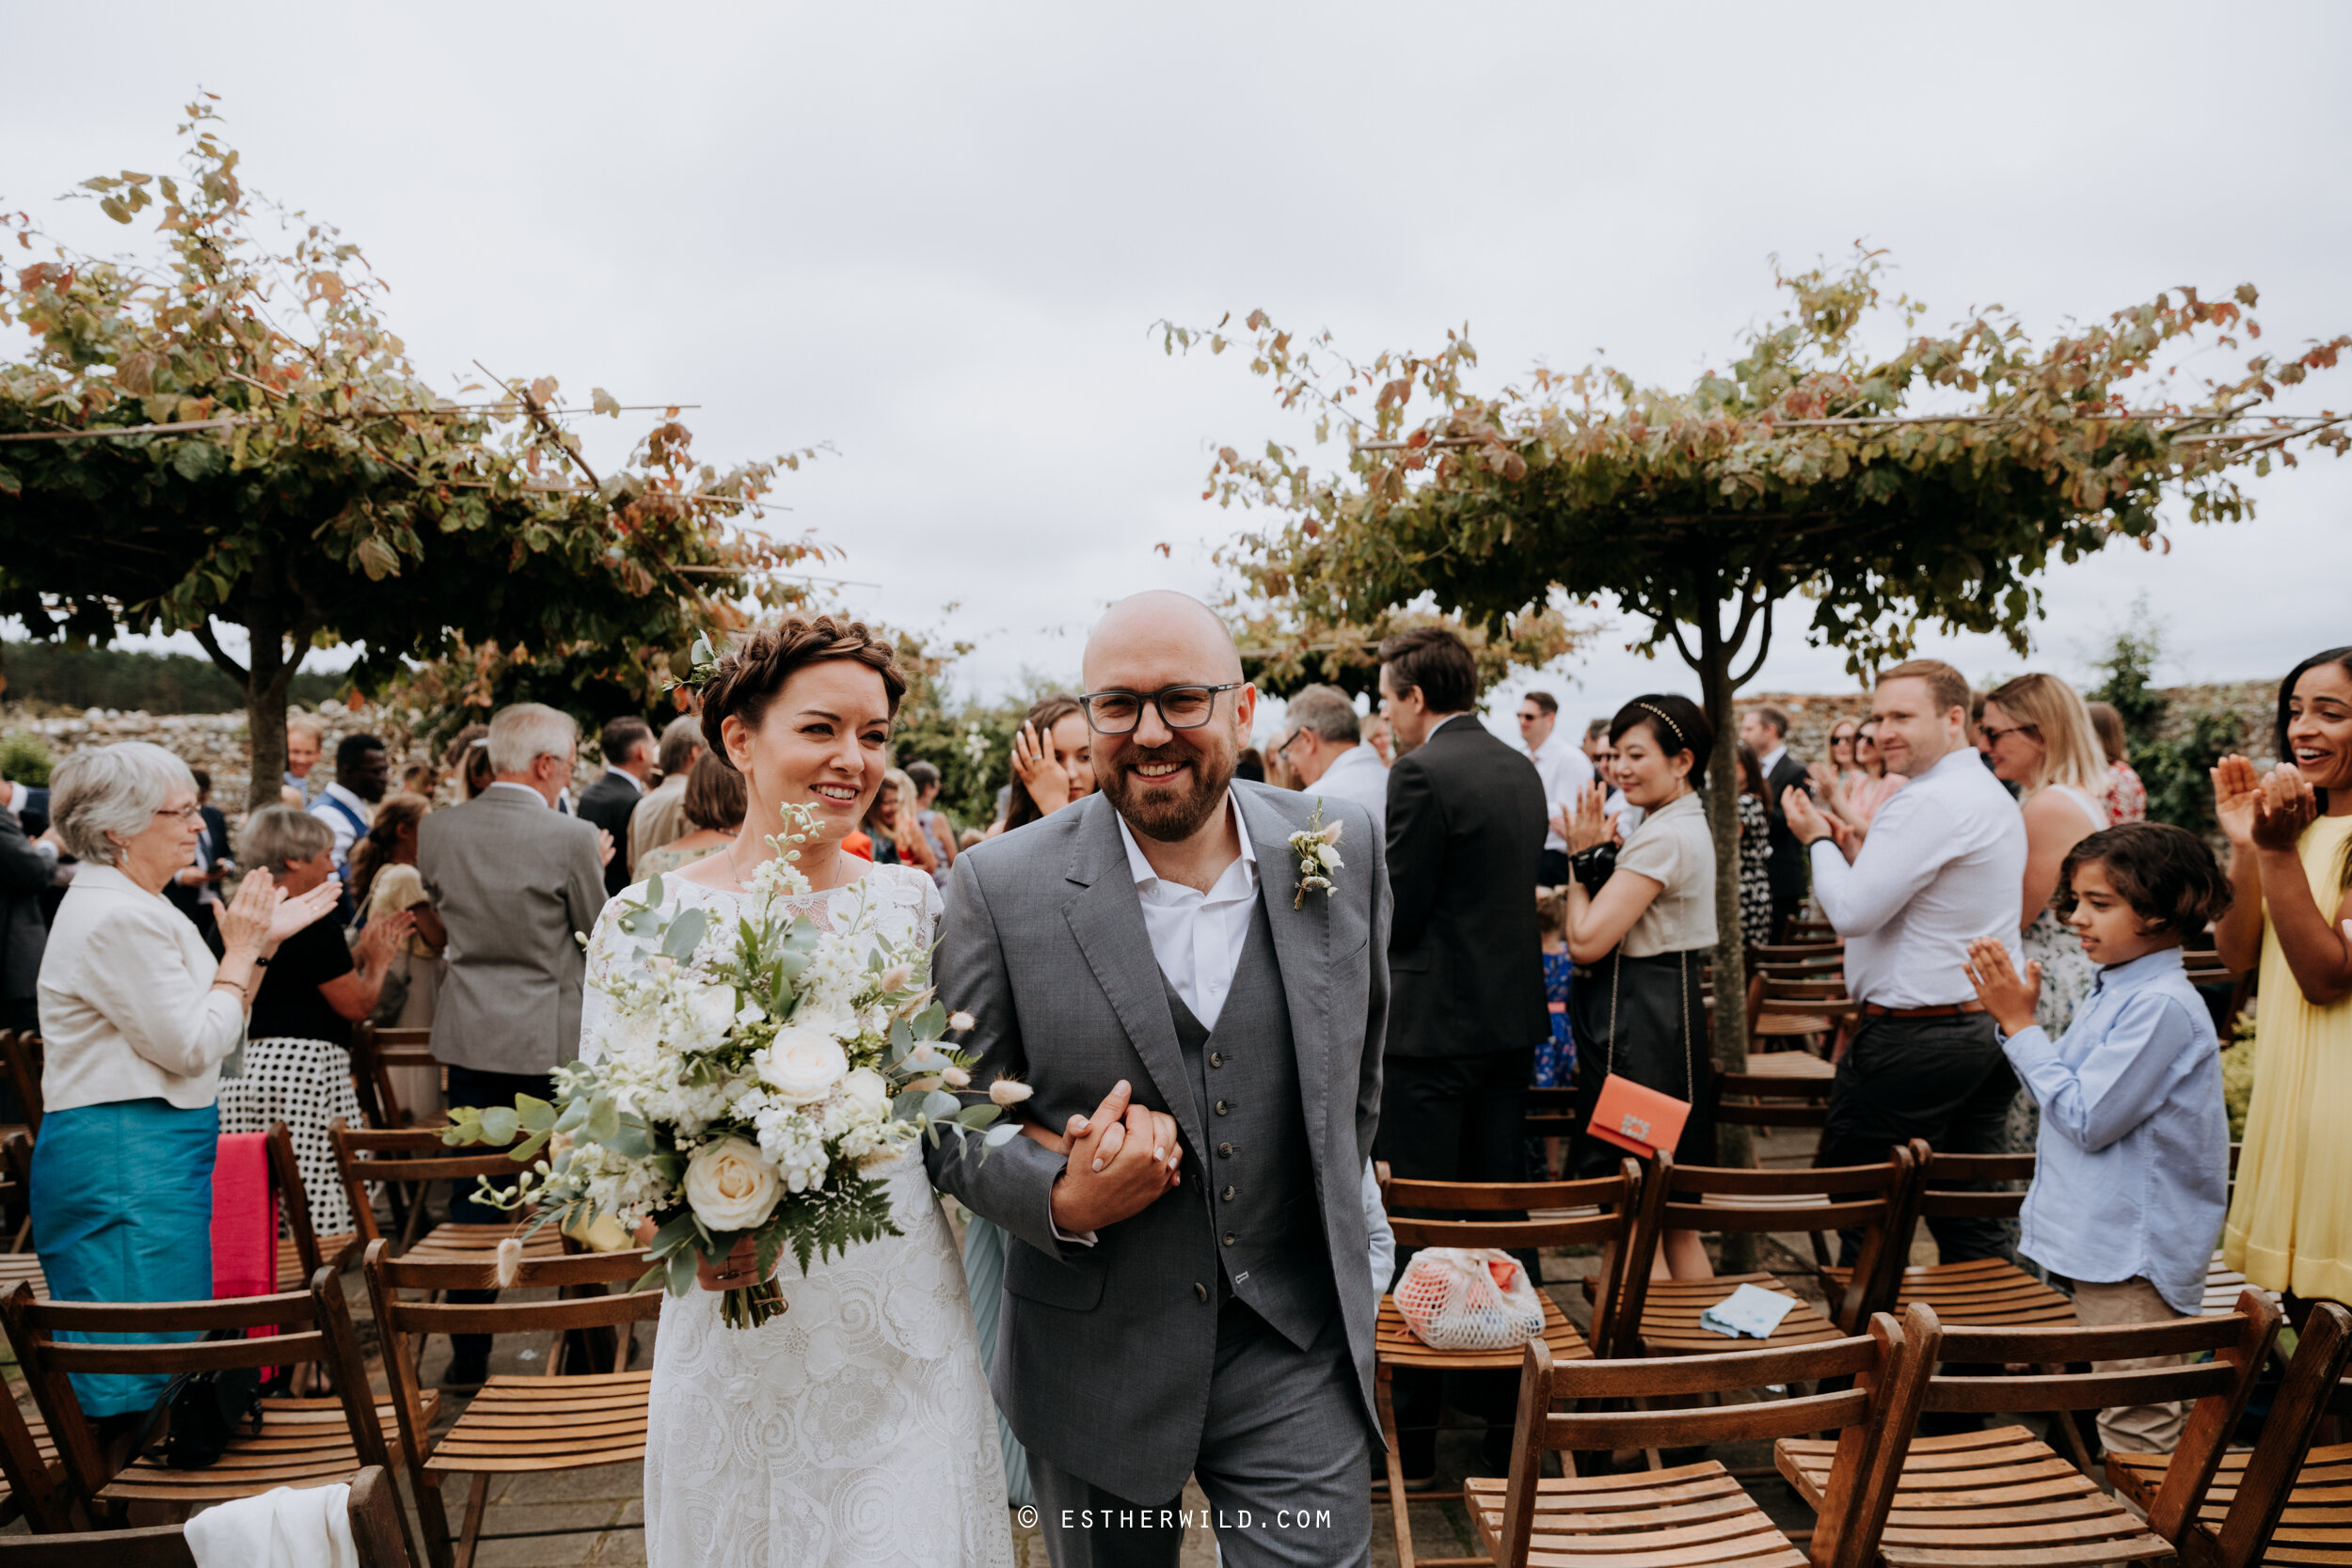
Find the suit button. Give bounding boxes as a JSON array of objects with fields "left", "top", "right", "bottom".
[
  {"left": 1221, "top": 1185, "right": 1235, "bottom": 1202},
  {"left": 1194, "top": 1281, "right": 1209, "bottom": 1303},
  {"left": 1215, "top": 1101, "right": 1230, "bottom": 1117},
  {"left": 1210, "top": 1052, "right": 1224, "bottom": 1069},
  {"left": 1222, "top": 1233, "right": 1236, "bottom": 1247},
  {"left": 1217, "top": 1142, "right": 1232, "bottom": 1157}
]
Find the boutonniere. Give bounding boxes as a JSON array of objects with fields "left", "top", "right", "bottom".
[{"left": 1288, "top": 803, "right": 1345, "bottom": 910}]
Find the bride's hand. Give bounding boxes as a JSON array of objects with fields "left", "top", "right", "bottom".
[
  {"left": 695, "top": 1236, "right": 762, "bottom": 1293},
  {"left": 1018, "top": 1119, "right": 1070, "bottom": 1156}
]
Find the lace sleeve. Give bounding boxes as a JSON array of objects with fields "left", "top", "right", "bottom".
[{"left": 575, "top": 894, "right": 636, "bottom": 1066}]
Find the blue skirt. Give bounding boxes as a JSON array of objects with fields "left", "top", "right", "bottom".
[{"left": 30, "top": 1099, "right": 217, "bottom": 1417}]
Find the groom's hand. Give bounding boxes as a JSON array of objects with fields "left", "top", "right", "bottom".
[{"left": 1048, "top": 1079, "right": 1184, "bottom": 1235}]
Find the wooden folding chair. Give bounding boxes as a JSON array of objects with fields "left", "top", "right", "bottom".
[
  {"left": 1745, "top": 974, "right": 1853, "bottom": 1061},
  {"left": 327, "top": 1118, "right": 566, "bottom": 1267},
  {"left": 1468, "top": 1304, "right": 1936, "bottom": 1568},
  {"left": 1830, "top": 1142, "right": 2077, "bottom": 1329},
  {"left": 0, "top": 1270, "right": 422, "bottom": 1568},
  {"left": 0, "top": 1361, "right": 67, "bottom": 1532},
  {"left": 0, "top": 1033, "right": 41, "bottom": 1137},
  {"left": 0, "top": 1131, "right": 37, "bottom": 1263},
  {"left": 265, "top": 1120, "right": 358, "bottom": 1293},
  {"left": 1613, "top": 1150, "right": 1913, "bottom": 1354},
  {"left": 2107, "top": 1300, "right": 2352, "bottom": 1568},
  {"left": 349, "top": 1023, "right": 438, "bottom": 1131},
  {"left": 1776, "top": 1289, "right": 2282, "bottom": 1568},
  {"left": 0, "top": 1523, "right": 198, "bottom": 1564},
  {"left": 1375, "top": 1161, "right": 1648, "bottom": 1568},
  {"left": 350, "top": 1463, "right": 421, "bottom": 1568},
  {"left": 364, "top": 1240, "right": 659, "bottom": 1568}
]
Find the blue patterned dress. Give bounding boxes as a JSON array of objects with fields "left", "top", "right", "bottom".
[{"left": 1535, "top": 947, "right": 1575, "bottom": 1088}]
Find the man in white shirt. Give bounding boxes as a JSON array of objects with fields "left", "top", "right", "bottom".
[
  {"left": 1518, "top": 689, "right": 1595, "bottom": 885},
  {"left": 1783, "top": 658, "right": 2027, "bottom": 1265},
  {"left": 1273, "top": 683, "right": 1389, "bottom": 835},
  {"left": 308, "top": 732, "right": 388, "bottom": 881}
]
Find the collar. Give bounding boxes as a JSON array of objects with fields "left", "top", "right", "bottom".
[
  {"left": 1527, "top": 730, "right": 1563, "bottom": 760},
  {"left": 605, "top": 768, "right": 646, "bottom": 796},
  {"left": 1115, "top": 790, "right": 1258, "bottom": 894},
  {"left": 69, "top": 863, "right": 167, "bottom": 902},
  {"left": 322, "top": 781, "right": 373, "bottom": 814},
  {"left": 1644, "top": 790, "right": 1704, "bottom": 824},
  {"left": 5, "top": 782, "right": 24, "bottom": 813},
  {"left": 1759, "top": 744, "right": 1788, "bottom": 774},
  {"left": 1921, "top": 747, "right": 1985, "bottom": 784},
  {"left": 485, "top": 781, "right": 551, "bottom": 807},
  {"left": 1323, "top": 742, "right": 1380, "bottom": 776},
  {"left": 2090, "top": 945, "right": 2186, "bottom": 995}
]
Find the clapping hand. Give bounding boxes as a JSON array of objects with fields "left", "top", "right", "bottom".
[
  {"left": 1045, "top": 1079, "right": 1184, "bottom": 1235},
  {"left": 1962, "top": 936, "right": 2041, "bottom": 1037},
  {"left": 1561, "top": 782, "right": 1614, "bottom": 854},
  {"left": 595, "top": 826, "right": 617, "bottom": 868},
  {"left": 269, "top": 877, "right": 342, "bottom": 945},
  {"left": 2251, "top": 764, "right": 2318, "bottom": 853},
  {"left": 358, "top": 910, "right": 414, "bottom": 971},
  {"left": 2212, "top": 755, "right": 2263, "bottom": 849}
]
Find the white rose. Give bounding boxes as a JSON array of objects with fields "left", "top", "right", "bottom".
[
  {"left": 682, "top": 1137, "right": 783, "bottom": 1232},
  {"left": 760, "top": 1028, "right": 851, "bottom": 1104},
  {"left": 840, "top": 1066, "right": 890, "bottom": 1118},
  {"left": 676, "top": 981, "right": 739, "bottom": 1047}
]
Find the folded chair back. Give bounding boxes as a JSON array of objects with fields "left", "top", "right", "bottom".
[
  {"left": 1491, "top": 1302, "right": 1937, "bottom": 1568},
  {"left": 1379, "top": 1160, "right": 1644, "bottom": 1354},
  {"left": 348, "top": 1024, "right": 437, "bottom": 1131},
  {"left": 1926, "top": 1288, "right": 2281, "bottom": 1544},
  {"left": 348, "top": 1463, "right": 417, "bottom": 1568},
  {"left": 0, "top": 1524, "right": 197, "bottom": 1564},
  {"left": 0, "top": 1272, "right": 392, "bottom": 1530},
  {"left": 1622, "top": 1149, "right": 1913, "bottom": 1334},
  {"left": 327, "top": 1118, "right": 532, "bottom": 1250}
]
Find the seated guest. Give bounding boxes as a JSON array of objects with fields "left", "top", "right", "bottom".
[
  {"left": 1964, "top": 822, "right": 2233, "bottom": 1455},
  {"left": 1275, "top": 683, "right": 1390, "bottom": 834},
  {"left": 2088, "top": 700, "right": 2148, "bottom": 825},
  {"left": 635, "top": 752, "right": 747, "bottom": 879},
  {"left": 35, "top": 744, "right": 336, "bottom": 1423},
  {"left": 351, "top": 794, "right": 449, "bottom": 1120},
  {"left": 217, "top": 807, "right": 409, "bottom": 1236}
]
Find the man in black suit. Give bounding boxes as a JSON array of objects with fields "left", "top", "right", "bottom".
[
  {"left": 1740, "top": 705, "right": 1811, "bottom": 942},
  {"left": 577, "top": 717, "right": 656, "bottom": 898},
  {"left": 1375, "top": 626, "right": 1550, "bottom": 1481},
  {"left": 0, "top": 800, "right": 55, "bottom": 1037}
]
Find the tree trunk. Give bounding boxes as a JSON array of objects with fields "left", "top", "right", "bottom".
[
  {"left": 197, "top": 596, "right": 310, "bottom": 814},
  {"left": 1695, "top": 614, "right": 1756, "bottom": 1270}
]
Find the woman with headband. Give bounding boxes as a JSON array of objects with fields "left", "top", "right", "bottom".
[{"left": 1557, "top": 693, "right": 1719, "bottom": 1280}]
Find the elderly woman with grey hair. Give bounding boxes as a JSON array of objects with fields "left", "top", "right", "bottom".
[
  {"left": 34, "top": 742, "right": 339, "bottom": 1423},
  {"left": 215, "top": 807, "right": 410, "bottom": 1236}
]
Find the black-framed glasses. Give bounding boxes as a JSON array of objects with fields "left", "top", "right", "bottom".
[
  {"left": 1979, "top": 721, "right": 2040, "bottom": 746},
  {"left": 1273, "top": 726, "right": 1307, "bottom": 761},
  {"left": 1077, "top": 683, "right": 1247, "bottom": 736}
]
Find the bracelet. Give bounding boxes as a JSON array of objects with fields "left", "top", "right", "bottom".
[{"left": 253, "top": 953, "right": 270, "bottom": 967}]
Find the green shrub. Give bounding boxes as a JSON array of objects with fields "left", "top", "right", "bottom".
[
  {"left": 2221, "top": 1009, "right": 2257, "bottom": 1143},
  {"left": 0, "top": 731, "right": 54, "bottom": 787}
]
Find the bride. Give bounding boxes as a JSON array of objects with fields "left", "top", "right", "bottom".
[{"left": 580, "top": 615, "right": 1014, "bottom": 1567}]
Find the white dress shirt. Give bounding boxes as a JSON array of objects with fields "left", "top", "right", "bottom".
[
  {"left": 1807, "top": 747, "right": 2026, "bottom": 1008},
  {"left": 1116, "top": 794, "right": 1259, "bottom": 1031},
  {"left": 1528, "top": 732, "right": 1597, "bottom": 852},
  {"left": 1304, "top": 744, "right": 1390, "bottom": 838},
  {"left": 308, "top": 781, "right": 375, "bottom": 868},
  {"left": 36, "top": 863, "right": 246, "bottom": 1112},
  {"left": 1758, "top": 743, "right": 1789, "bottom": 779}
]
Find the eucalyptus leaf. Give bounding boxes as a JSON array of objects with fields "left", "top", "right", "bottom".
[
  {"left": 649, "top": 1212, "right": 700, "bottom": 1258},
  {"left": 954, "top": 1103, "right": 998, "bottom": 1129},
  {"left": 555, "top": 1099, "right": 590, "bottom": 1133},
  {"left": 516, "top": 1094, "right": 557, "bottom": 1133},
  {"left": 914, "top": 1001, "right": 947, "bottom": 1038},
  {"left": 585, "top": 1097, "right": 622, "bottom": 1144},
  {"left": 922, "top": 1088, "right": 961, "bottom": 1121},
  {"left": 665, "top": 1247, "right": 697, "bottom": 1296},
  {"left": 983, "top": 1122, "right": 1022, "bottom": 1147},
  {"left": 644, "top": 873, "right": 665, "bottom": 907},
  {"left": 479, "top": 1105, "right": 521, "bottom": 1145},
  {"left": 888, "top": 1018, "right": 914, "bottom": 1055},
  {"left": 634, "top": 1262, "right": 668, "bottom": 1295},
  {"left": 511, "top": 1131, "right": 549, "bottom": 1162},
  {"left": 663, "top": 907, "right": 710, "bottom": 960},
  {"left": 605, "top": 1114, "right": 656, "bottom": 1159}
]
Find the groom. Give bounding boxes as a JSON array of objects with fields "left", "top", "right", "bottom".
[{"left": 930, "top": 591, "right": 1390, "bottom": 1568}]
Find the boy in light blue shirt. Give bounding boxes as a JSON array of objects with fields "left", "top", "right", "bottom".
[{"left": 1964, "top": 821, "right": 2234, "bottom": 1456}]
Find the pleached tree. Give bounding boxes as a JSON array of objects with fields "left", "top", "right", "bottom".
[
  {"left": 1169, "top": 250, "right": 2349, "bottom": 1155},
  {"left": 0, "top": 100, "right": 825, "bottom": 805}
]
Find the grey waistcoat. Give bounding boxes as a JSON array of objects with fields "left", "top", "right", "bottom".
[{"left": 1161, "top": 898, "right": 1338, "bottom": 1352}]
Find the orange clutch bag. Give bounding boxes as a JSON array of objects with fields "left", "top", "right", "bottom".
[{"left": 1585, "top": 1071, "right": 1691, "bottom": 1158}]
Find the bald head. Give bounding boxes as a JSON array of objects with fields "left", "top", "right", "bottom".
[{"left": 1083, "top": 591, "right": 1242, "bottom": 688}]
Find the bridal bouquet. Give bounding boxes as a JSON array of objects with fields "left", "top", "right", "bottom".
[{"left": 443, "top": 805, "right": 1025, "bottom": 1328}]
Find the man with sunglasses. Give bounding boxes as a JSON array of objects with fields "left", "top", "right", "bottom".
[
  {"left": 931, "top": 591, "right": 1391, "bottom": 1568},
  {"left": 1274, "top": 684, "right": 1388, "bottom": 834}
]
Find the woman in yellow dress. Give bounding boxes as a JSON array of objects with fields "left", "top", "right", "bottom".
[{"left": 2214, "top": 645, "right": 2352, "bottom": 1306}]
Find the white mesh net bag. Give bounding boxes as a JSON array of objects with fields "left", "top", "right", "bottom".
[{"left": 1392, "top": 1247, "right": 1546, "bottom": 1352}]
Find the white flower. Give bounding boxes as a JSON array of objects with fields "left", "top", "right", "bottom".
[
  {"left": 877, "top": 963, "right": 914, "bottom": 993},
  {"left": 989, "top": 1076, "right": 1034, "bottom": 1107},
  {"left": 735, "top": 998, "right": 768, "bottom": 1027},
  {"left": 676, "top": 981, "right": 739, "bottom": 1049},
  {"left": 1316, "top": 844, "right": 1343, "bottom": 870},
  {"left": 758, "top": 1028, "right": 851, "bottom": 1104},
  {"left": 941, "top": 1066, "right": 971, "bottom": 1088},
  {"left": 839, "top": 1066, "right": 890, "bottom": 1119},
  {"left": 682, "top": 1137, "right": 783, "bottom": 1232},
  {"left": 948, "top": 1010, "right": 977, "bottom": 1032}
]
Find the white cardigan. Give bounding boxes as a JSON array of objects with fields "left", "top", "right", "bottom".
[{"left": 35, "top": 863, "right": 246, "bottom": 1113}]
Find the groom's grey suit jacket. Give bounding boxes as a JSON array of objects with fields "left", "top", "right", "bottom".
[{"left": 928, "top": 784, "right": 1390, "bottom": 1503}]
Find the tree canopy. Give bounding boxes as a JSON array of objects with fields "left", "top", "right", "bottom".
[
  {"left": 0, "top": 100, "right": 822, "bottom": 803},
  {"left": 1172, "top": 248, "right": 2348, "bottom": 1102}
]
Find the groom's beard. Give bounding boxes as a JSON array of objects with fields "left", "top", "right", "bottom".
[{"left": 1101, "top": 738, "right": 1235, "bottom": 843}]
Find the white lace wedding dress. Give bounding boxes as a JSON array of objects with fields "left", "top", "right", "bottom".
[{"left": 580, "top": 862, "right": 1014, "bottom": 1567}]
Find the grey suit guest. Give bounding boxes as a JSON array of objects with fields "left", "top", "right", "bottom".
[{"left": 930, "top": 592, "right": 1389, "bottom": 1568}]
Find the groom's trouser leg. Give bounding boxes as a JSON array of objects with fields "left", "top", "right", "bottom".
[
  {"left": 1193, "top": 1302, "right": 1373, "bottom": 1568},
  {"left": 1029, "top": 1457, "right": 1185, "bottom": 1568}
]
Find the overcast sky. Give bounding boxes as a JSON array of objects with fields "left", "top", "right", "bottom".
[{"left": 7, "top": 2, "right": 2347, "bottom": 741}]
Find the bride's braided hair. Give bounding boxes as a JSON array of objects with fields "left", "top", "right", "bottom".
[{"left": 696, "top": 615, "right": 907, "bottom": 767}]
